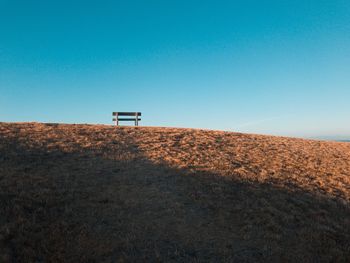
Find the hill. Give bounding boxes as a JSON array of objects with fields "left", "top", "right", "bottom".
[{"left": 0, "top": 122, "right": 349, "bottom": 262}]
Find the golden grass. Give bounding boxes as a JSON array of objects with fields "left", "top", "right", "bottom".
[{"left": 0, "top": 122, "right": 349, "bottom": 262}]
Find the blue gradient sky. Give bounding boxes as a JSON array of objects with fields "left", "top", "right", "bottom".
[{"left": 1, "top": 0, "right": 349, "bottom": 138}]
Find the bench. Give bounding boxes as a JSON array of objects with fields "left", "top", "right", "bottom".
[{"left": 113, "top": 112, "right": 141, "bottom": 126}]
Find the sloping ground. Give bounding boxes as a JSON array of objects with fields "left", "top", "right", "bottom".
[{"left": 0, "top": 122, "right": 349, "bottom": 262}]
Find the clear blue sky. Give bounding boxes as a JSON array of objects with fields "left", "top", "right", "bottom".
[{"left": 1, "top": 0, "right": 349, "bottom": 138}]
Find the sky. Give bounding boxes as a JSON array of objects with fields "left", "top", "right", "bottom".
[{"left": 1, "top": 0, "right": 349, "bottom": 139}]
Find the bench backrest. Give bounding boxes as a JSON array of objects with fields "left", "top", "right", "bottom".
[
  {"left": 113, "top": 112, "right": 142, "bottom": 116},
  {"left": 112, "top": 112, "right": 142, "bottom": 126}
]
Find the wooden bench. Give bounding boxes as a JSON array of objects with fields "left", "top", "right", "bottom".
[{"left": 113, "top": 112, "right": 141, "bottom": 126}]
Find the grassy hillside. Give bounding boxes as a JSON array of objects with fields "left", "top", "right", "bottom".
[{"left": 0, "top": 122, "right": 349, "bottom": 262}]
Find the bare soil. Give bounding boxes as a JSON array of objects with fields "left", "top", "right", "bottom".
[{"left": 0, "top": 122, "right": 349, "bottom": 262}]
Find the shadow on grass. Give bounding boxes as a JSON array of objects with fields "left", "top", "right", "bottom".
[{"left": 0, "top": 131, "right": 349, "bottom": 262}]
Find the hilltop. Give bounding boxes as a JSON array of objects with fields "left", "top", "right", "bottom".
[{"left": 0, "top": 122, "right": 349, "bottom": 262}]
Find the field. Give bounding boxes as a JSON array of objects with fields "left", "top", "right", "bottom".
[{"left": 0, "top": 122, "right": 350, "bottom": 262}]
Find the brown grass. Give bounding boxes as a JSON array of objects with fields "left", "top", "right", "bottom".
[{"left": 0, "top": 122, "right": 349, "bottom": 262}]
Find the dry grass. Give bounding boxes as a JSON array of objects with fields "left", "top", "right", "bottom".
[{"left": 0, "top": 122, "right": 349, "bottom": 262}]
